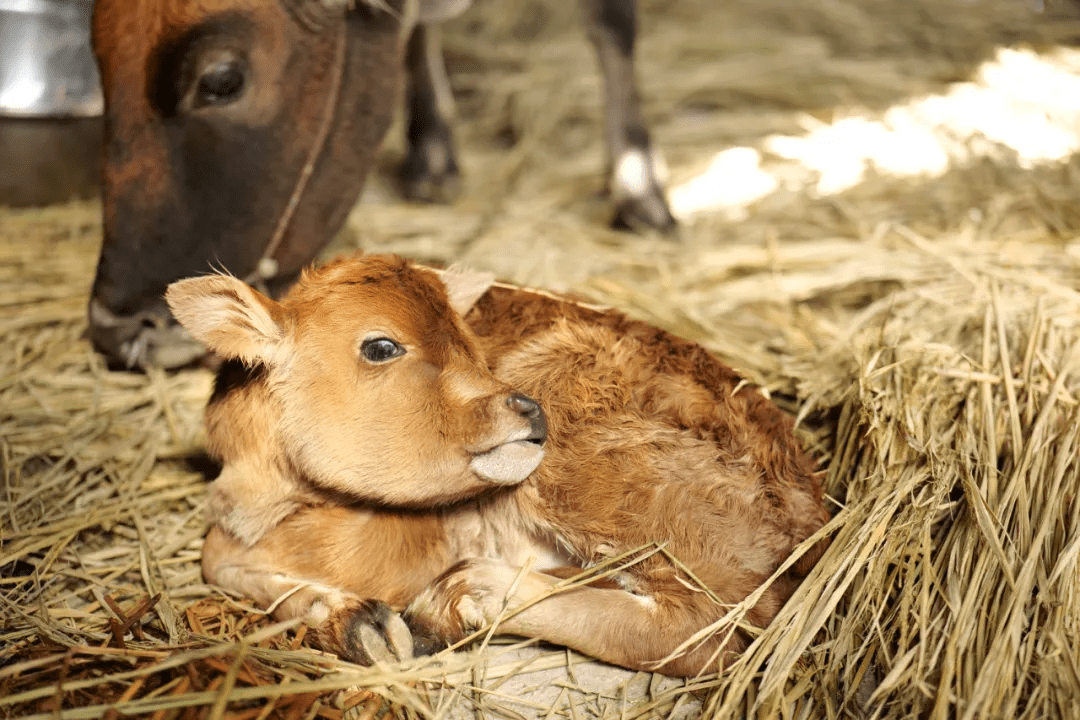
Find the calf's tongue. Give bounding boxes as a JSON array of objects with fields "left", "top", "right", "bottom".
[{"left": 469, "top": 441, "right": 544, "bottom": 484}]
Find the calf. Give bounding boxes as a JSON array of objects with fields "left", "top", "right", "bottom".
[{"left": 166, "top": 255, "right": 830, "bottom": 676}]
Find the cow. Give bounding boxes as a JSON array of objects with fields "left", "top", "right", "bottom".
[
  {"left": 88, "top": 0, "right": 675, "bottom": 370},
  {"left": 165, "top": 254, "right": 831, "bottom": 676}
]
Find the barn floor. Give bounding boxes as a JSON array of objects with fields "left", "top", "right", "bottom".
[{"left": 4, "top": 0, "right": 1080, "bottom": 717}]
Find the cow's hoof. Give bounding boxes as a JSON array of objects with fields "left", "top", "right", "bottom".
[
  {"left": 401, "top": 137, "right": 462, "bottom": 204},
  {"left": 609, "top": 149, "right": 678, "bottom": 234},
  {"left": 612, "top": 194, "right": 678, "bottom": 234},
  {"left": 338, "top": 599, "right": 414, "bottom": 665}
]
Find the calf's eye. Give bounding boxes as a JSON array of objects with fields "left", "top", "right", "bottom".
[{"left": 360, "top": 338, "right": 405, "bottom": 363}]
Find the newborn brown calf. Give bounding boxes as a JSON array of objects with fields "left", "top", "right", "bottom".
[{"left": 166, "top": 255, "right": 830, "bottom": 676}]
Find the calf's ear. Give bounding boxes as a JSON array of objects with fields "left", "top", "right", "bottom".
[
  {"left": 417, "top": 0, "right": 471, "bottom": 23},
  {"left": 440, "top": 264, "right": 495, "bottom": 316},
  {"left": 165, "top": 276, "right": 285, "bottom": 366}
]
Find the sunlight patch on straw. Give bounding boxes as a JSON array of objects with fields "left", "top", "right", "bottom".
[{"left": 670, "top": 47, "right": 1080, "bottom": 220}]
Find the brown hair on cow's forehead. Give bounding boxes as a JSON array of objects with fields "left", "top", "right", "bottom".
[
  {"left": 94, "top": 0, "right": 264, "bottom": 48},
  {"left": 98, "top": 0, "right": 269, "bottom": 29},
  {"left": 92, "top": 0, "right": 285, "bottom": 108}
]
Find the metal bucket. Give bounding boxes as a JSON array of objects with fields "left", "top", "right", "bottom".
[{"left": 0, "top": 0, "right": 103, "bottom": 206}]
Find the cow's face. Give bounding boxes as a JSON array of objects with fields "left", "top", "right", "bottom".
[{"left": 88, "top": 0, "right": 408, "bottom": 368}]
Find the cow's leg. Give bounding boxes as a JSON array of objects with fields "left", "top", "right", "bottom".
[
  {"left": 579, "top": 0, "right": 675, "bottom": 232},
  {"left": 403, "top": 558, "right": 767, "bottom": 676},
  {"left": 400, "top": 23, "right": 462, "bottom": 203}
]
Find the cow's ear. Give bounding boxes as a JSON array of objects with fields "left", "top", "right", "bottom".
[
  {"left": 440, "top": 264, "right": 495, "bottom": 316},
  {"left": 417, "top": 0, "right": 471, "bottom": 23},
  {"left": 165, "top": 276, "right": 285, "bottom": 366}
]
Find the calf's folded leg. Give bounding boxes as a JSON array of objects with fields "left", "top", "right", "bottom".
[
  {"left": 404, "top": 557, "right": 766, "bottom": 676},
  {"left": 201, "top": 507, "right": 450, "bottom": 664}
]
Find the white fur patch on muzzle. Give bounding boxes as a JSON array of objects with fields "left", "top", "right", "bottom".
[{"left": 469, "top": 441, "right": 545, "bottom": 484}]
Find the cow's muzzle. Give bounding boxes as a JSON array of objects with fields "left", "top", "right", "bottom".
[{"left": 87, "top": 297, "right": 206, "bottom": 370}]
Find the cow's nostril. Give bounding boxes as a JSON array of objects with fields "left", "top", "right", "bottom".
[
  {"left": 507, "top": 394, "right": 541, "bottom": 418},
  {"left": 87, "top": 297, "right": 205, "bottom": 370}
]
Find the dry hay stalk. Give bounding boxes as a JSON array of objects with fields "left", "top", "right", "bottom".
[{"left": 693, "top": 230, "right": 1080, "bottom": 719}]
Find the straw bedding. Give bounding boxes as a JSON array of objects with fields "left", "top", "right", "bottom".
[{"left": 4, "top": 0, "right": 1080, "bottom": 717}]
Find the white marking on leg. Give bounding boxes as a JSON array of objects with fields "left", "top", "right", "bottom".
[
  {"left": 423, "top": 138, "right": 449, "bottom": 177},
  {"left": 613, "top": 149, "right": 651, "bottom": 202},
  {"left": 308, "top": 597, "right": 332, "bottom": 625}
]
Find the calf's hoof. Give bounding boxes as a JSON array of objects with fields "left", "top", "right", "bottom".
[
  {"left": 405, "top": 620, "right": 450, "bottom": 658},
  {"left": 403, "top": 557, "right": 548, "bottom": 648},
  {"left": 402, "top": 558, "right": 498, "bottom": 648},
  {"left": 321, "top": 599, "right": 414, "bottom": 666}
]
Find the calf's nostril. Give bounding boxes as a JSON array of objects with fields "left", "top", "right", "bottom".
[
  {"left": 506, "top": 394, "right": 547, "bottom": 445},
  {"left": 507, "top": 394, "right": 541, "bottom": 418},
  {"left": 527, "top": 410, "right": 548, "bottom": 445}
]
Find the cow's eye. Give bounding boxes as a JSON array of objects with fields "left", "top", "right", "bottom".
[
  {"left": 360, "top": 338, "right": 405, "bottom": 364},
  {"left": 194, "top": 61, "right": 245, "bottom": 108}
]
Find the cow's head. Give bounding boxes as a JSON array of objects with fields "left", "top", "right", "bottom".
[
  {"left": 88, "top": 0, "right": 466, "bottom": 368},
  {"left": 166, "top": 254, "right": 548, "bottom": 505}
]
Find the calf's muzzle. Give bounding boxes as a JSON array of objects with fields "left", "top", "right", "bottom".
[{"left": 468, "top": 393, "right": 548, "bottom": 485}]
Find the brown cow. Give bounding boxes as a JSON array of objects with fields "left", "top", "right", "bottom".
[
  {"left": 89, "top": 0, "right": 674, "bottom": 370},
  {"left": 165, "top": 254, "right": 830, "bottom": 676}
]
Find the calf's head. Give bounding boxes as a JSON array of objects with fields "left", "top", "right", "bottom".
[
  {"left": 166, "top": 255, "right": 547, "bottom": 505},
  {"left": 88, "top": 0, "right": 466, "bottom": 369}
]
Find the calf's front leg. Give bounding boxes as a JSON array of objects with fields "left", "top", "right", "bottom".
[
  {"left": 201, "top": 506, "right": 449, "bottom": 664},
  {"left": 579, "top": 0, "right": 676, "bottom": 232}
]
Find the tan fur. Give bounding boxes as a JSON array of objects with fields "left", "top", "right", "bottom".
[{"left": 169, "top": 253, "right": 831, "bottom": 677}]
